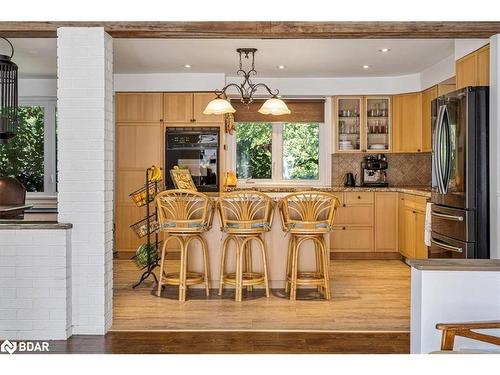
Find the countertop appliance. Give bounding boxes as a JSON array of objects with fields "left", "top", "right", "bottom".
[
  {"left": 430, "top": 86, "right": 489, "bottom": 259},
  {"left": 343, "top": 172, "right": 356, "bottom": 187},
  {"left": 165, "top": 127, "right": 220, "bottom": 192},
  {"left": 360, "top": 154, "right": 388, "bottom": 187},
  {"left": 0, "top": 177, "right": 32, "bottom": 219}
]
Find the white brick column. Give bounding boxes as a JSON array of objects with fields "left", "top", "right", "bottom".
[
  {"left": 490, "top": 35, "right": 500, "bottom": 260},
  {"left": 57, "top": 28, "right": 114, "bottom": 334}
]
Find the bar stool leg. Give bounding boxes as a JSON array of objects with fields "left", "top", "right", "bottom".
[
  {"left": 290, "top": 236, "right": 300, "bottom": 301},
  {"left": 199, "top": 235, "right": 210, "bottom": 297},
  {"left": 179, "top": 237, "right": 187, "bottom": 302},
  {"left": 285, "top": 236, "right": 293, "bottom": 294},
  {"left": 256, "top": 236, "right": 270, "bottom": 298},
  {"left": 245, "top": 240, "right": 253, "bottom": 292},
  {"left": 218, "top": 235, "right": 231, "bottom": 296},
  {"left": 320, "top": 236, "right": 331, "bottom": 300},
  {"left": 235, "top": 240, "right": 243, "bottom": 302},
  {"left": 157, "top": 239, "right": 168, "bottom": 297},
  {"left": 314, "top": 239, "right": 323, "bottom": 294}
]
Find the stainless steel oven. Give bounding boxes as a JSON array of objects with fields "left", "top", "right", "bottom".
[{"left": 165, "top": 127, "right": 220, "bottom": 192}]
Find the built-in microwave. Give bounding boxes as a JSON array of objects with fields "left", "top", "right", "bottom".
[{"left": 165, "top": 127, "right": 220, "bottom": 192}]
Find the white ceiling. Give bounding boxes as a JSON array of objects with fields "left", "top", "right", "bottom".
[{"left": 7, "top": 38, "right": 455, "bottom": 78}]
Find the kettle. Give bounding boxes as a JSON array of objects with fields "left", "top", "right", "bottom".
[{"left": 343, "top": 172, "right": 356, "bottom": 187}]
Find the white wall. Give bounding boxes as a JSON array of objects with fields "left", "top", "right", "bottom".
[
  {"left": 455, "top": 39, "right": 490, "bottom": 60},
  {"left": 420, "top": 55, "right": 455, "bottom": 90},
  {"left": 411, "top": 268, "right": 500, "bottom": 353},
  {"left": 114, "top": 73, "right": 225, "bottom": 92},
  {"left": 490, "top": 35, "right": 500, "bottom": 260},
  {"left": 19, "top": 78, "right": 57, "bottom": 97},
  {"left": 57, "top": 27, "right": 114, "bottom": 335},
  {"left": 0, "top": 229, "right": 72, "bottom": 340}
]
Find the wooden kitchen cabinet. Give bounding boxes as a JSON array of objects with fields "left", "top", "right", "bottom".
[
  {"left": 115, "top": 93, "right": 163, "bottom": 122},
  {"left": 456, "top": 45, "right": 490, "bottom": 89},
  {"left": 398, "top": 193, "right": 428, "bottom": 259},
  {"left": 164, "top": 92, "right": 223, "bottom": 124},
  {"left": 330, "top": 227, "right": 374, "bottom": 252},
  {"left": 374, "top": 192, "right": 399, "bottom": 252},
  {"left": 392, "top": 92, "right": 423, "bottom": 153},
  {"left": 421, "top": 85, "right": 438, "bottom": 152}
]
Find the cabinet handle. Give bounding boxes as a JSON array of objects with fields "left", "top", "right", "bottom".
[
  {"left": 357, "top": 195, "right": 361, "bottom": 199},
  {"left": 190, "top": 118, "right": 196, "bottom": 122},
  {"left": 417, "top": 149, "right": 421, "bottom": 152},
  {"left": 342, "top": 226, "right": 346, "bottom": 230},
  {"left": 342, "top": 203, "right": 346, "bottom": 207}
]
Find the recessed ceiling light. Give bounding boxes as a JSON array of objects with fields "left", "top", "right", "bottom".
[
  {"left": 184, "top": 64, "right": 191, "bottom": 69},
  {"left": 363, "top": 65, "right": 370, "bottom": 69},
  {"left": 277, "top": 65, "right": 286, "bottom": 70},
  {"left": 379, "top": 48, "right": 391, "bottom": 53}
]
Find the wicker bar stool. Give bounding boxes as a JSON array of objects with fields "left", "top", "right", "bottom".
[
  {"left": 155, "top": 189, "right": 214, "bottom": 301},
  {"left": 218, "top": 191, "right": 274, "bottom": 302},
  {"left": 279, "top": 191, "right": 340, "bottom": 300}
]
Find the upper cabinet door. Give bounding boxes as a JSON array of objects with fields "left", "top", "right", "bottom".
[
  {"left": 164, "top": 93, "right": 194, "bottom": 123},
  {"left": 193, "top": 93, "right": 223, "bottom": 123},
  {"left": 476, "top": 45, "right": 490, "bottom": 86},
  {"left": 421, "top": 85, "right": 438, "bottom": 153},
  {"left": 335, "top": 97, "right": 363, "bottom": 152},
  {"left": 115, "top": 93, "right": 163, "bottom": 122},
  {"left": 365, "top": 97, "right": 391, "bottom": 152},
  {"left": 456, "top": 52, "right": 477, "bottom": 90},
  {"left": 392, "top": 93, "right": 423, "bottom": 153}
]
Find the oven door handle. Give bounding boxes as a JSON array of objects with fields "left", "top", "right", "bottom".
[
  {"left": 431, "top": 239, "right": 463, "bottom": 253},
  {"left": 431, "top": 212, "right": 464, "bottom": 222}
]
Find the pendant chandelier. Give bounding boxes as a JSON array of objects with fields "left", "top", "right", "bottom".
[
  {"left": 203, "top": 48, "right": 291, "bottom": 116},
  {"left": 0, "top": 37, "right": 18, "bottom": 144}
]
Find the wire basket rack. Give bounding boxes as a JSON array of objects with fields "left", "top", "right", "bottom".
[
  {"left": 130, "top": 214, "right": 159, "bottom": 238},
  {"left": 129, "top": 180, "right": 163, "bottom": 207}
]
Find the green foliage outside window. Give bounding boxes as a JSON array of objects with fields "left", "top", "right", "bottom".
[
  {"left": 283, "top": 123, "right": 319, "bottom": 180},
  {"left": 0, "top": 106, "right": 45, "bottom": 192},
  {"left": 236, "top": 122, "right": 272, "bottom": 179}
]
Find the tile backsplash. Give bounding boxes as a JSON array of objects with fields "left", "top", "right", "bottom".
[{"left": 331, "top": 153, "right": 432, "bottom": 187}]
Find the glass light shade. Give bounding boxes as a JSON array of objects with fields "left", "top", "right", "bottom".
[
  {"left": 203, "top": 98, "right": 236, "bottom": 115},
  {"left": 258, "top": 98, "right": 291, "bottom": 115}
]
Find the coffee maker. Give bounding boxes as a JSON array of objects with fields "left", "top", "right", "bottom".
[{"left": 360, "top": 154, "right": 388, "bottom": 187}]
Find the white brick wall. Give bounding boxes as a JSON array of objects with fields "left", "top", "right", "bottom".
[
  {"left": 57, "top": 27, "right": 114, "bottom": 335},
  {"left": 0, "top": 229, "right": 72, "bottom": 340}
]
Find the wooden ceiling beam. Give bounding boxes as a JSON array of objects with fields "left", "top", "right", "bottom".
[{"left": 0, "top": 21, "right": 500, "bottom": 39}]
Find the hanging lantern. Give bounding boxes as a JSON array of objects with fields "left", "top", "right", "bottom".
[{"left": 0, "top": 37, "right": 18, "bottom": 144}]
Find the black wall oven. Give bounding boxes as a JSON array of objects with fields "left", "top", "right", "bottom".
[{"left": 165, "top": 127, "right": 220, "bottom": 192}]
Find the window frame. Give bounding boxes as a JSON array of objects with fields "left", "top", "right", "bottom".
[
  {"left": 226, "top": 98, "right": 332, "bottom": 187},
  {"left": 18, "top": 96, "right": 57, "bottom": 197}
]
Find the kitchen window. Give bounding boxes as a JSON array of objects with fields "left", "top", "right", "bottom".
[
  {"left": 231, "top": 121, "right": 328, "bottom": 186},
  {"left": 0, "top": 98, "right": 57, "bottom": 195}
]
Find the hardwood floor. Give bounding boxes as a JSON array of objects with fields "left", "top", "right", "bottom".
[
  {"left": 112, "top": 259, "right": 410, "bottom": 332},
  {"left": 42, "top": 331, "right": 409, "bottom": 354}
]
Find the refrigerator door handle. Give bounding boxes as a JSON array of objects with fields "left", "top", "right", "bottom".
[
  {"left": 434, "top": 105, "right": 446, "bottom": 194},
  {"left": 441, "top": 105, "right": 452, "bottom": 194},
  {"left": 431, "top": 211, "right": 464, "bottom": 222},
  {"left": 431, "top": 239, "right": 463, "bottom": 253}
]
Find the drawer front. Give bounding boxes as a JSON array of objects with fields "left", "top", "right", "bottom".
[
  {"left": 330, "top": 227, "right": 374, "bottom": 252},
  {"left": 344, "top": 192, "right": 374, "bottom": 205},
  {"left": 402, "top": 193, "right": 427, "bottom": 208},
  {"left": 334, "top": 205, "right": 374, "bottom": 226},
  {"left": 431, "top": 204, "right": 473, "bottom": 242}
]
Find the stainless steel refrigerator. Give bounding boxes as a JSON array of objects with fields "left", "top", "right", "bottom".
[{"left": 430, "top": 86, "right": 489, "bottom": 258}]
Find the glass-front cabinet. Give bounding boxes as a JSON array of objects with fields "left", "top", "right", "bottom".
[
  {"left": 336, "top": 97, "right": 362, "bottom": 152},
  {"left": 365, "top": 97, "right": 390, "bottom": 152},
  {"left": 334, "top": 96, "right": 391, "bottom": 153}
]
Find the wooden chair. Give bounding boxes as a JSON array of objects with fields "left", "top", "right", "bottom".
[
  {"left": 155, "top": 189, "right": 214, "bottom": 301},
  {"left": 436, "top": 321, "right": 500, "bottom": 352},
  {"left": 217, "top": 191, "right": 274, "bottom": 302},
  {"left": 279, "top": 191, "right": 340, "bottom": 300}
]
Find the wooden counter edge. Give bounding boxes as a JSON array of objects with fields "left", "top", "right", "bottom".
[{"left": 405, "top": 258, "right": 500, "bottom": 271}]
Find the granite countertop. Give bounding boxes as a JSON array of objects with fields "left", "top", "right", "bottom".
[
  {"left": 406, "top": 259, "right": 500, "bottom": 271},
  {"left": 224, "top": 186, "right": 431, "bottom": 198},
  {"left": 0, "top": 220, "right": 73, "bottom": 230}
]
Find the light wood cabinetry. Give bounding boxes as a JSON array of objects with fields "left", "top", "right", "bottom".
[
  {"left": 456, "top": 45, "right": 490, "bottom": 89},
  {"left": 164, "top": 92, "right": 222, "bottom": 124},
  {"left": 392, "top": 92, "right": 423, "bottom": 153},
  {"left": 421, "top": 85, "right": 438, "bottom": 152},
  {"left": 398, "top": 193, "right": 428, "bottom": 259},
  {"left": 437, "top": 82, "right": 456, "bottom": 96},
  {"left": 115, "top": 93, "right": 163, "bottom": 122},
  {"left": 374, "top": 192, "right": 399, "bottom": 252}
]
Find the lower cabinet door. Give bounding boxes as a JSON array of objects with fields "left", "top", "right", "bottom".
[
  {"left": 330, "top": 227, "right": 374, "bottom": 252},
  {"left": 401, "top": 207, "right": 416, "bottom": 258},
  {"left": 414, "top": 210, "right": 428, "bottom": 259}
]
